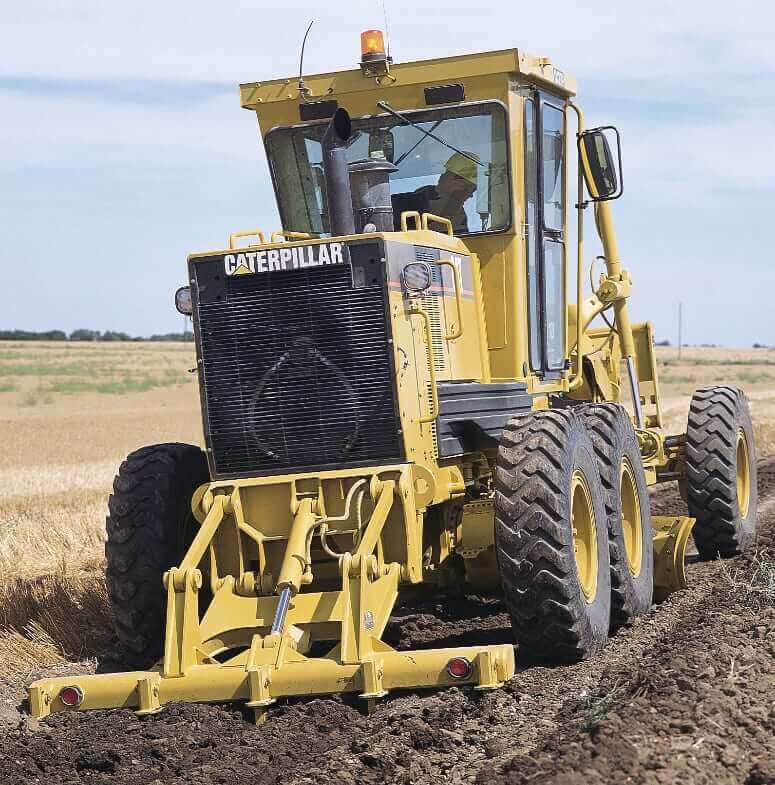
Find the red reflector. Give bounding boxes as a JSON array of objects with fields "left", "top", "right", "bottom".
[
  {"left": 59, "top": 686, "right": 84, "bottom": 707},
  {"left": 446, "top": 657, "right": 472, "bottom": 679}
]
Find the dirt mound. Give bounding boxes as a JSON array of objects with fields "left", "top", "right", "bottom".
[{"left": 1, "top": 461, "right": 774, "bottom": 785}]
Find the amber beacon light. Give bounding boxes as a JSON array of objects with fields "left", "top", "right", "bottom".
[{"left": 360, "top": 29, "right": 386, "bottom": 61}]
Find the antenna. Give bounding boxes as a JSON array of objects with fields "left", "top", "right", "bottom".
[
  {"left": 381, "top": 0, "right": 392, "bottom": 60},
  {"left": 297, "top": 20, "right": 315, "bottom": 102}
]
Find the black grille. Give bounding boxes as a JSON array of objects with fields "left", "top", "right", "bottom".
[{"left": 191, "top": 243, "right": 403, "bottom": 478}]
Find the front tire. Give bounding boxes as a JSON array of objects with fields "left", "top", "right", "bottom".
[
  {"left": 494, "top": 410, "right": 611, "bottom": 662},
  {"left": 105, "top": 443, "right": 209, "bottom": 666},
  {"left": 686, "top": 387, "right": 757, "bottom": 559}
]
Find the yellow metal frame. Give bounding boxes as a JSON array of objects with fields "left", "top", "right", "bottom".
[
  {"left": 30, "top": 465, "right": 514, "bottom": 720},
  {"left": 652, "top": 516, "right": 695, "bottom": 602}
]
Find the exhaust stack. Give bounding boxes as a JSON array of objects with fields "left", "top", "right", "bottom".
[{"left": 321, "top": 108, "right": 356, "bottom": 236}]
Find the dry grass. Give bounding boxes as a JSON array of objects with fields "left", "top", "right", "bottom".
[
  {"left": 0, "top": 341, "right": 774, "bottom": 676},
  {"left": 0, "top": 342, "right": 198, "bottom": 670},
  {"left": 0, "top": 569, "right": 112, "bottom": 672},
  {"left": 0, "top": 627, "right": 67, "bottom": 672},
  {"left": 580, "top": 681, "right": 626, "bottom": 732},
  {"left": 0, "top": 488, "right": 106, "bottom": 580},
  {"left": 721, "top": 552, "right": 775, "bottom": 612}
]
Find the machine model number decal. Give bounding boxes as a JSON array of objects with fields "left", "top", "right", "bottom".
[{"left": 224, "top": 242, "right": 346, "bottom": 276}]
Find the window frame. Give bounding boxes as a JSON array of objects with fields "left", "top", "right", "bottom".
[
  {"left": 263, "top": 99, "right": 514, "bottom": 238},
  {"left": 539, "top": 102, "right": 566, "bottom": 234},
  {"left": 523, "top": 96, "right": 542, "bottom": 373},
  {"left": 524, "top": 90, "right": 568, "bottom": 377}
]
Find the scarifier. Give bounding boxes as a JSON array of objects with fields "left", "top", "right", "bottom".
[{"left": 29, "top": 32, "right": 758, "bottom": 721}]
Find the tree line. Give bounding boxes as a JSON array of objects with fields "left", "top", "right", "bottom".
[{"left": 0, "top": 329, "right": 194, "bottom": 342}]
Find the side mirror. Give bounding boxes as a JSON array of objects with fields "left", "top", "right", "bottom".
[{"left": 578, "top": 126, "right": 623, "bottom": 203}]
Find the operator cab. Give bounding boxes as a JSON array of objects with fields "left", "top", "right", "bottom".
[{"left": 240, "top": 37, "right": 621, "bottom": 388}]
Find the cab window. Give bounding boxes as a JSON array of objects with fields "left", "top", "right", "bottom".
[{"left": 265, "top": 102, "right": 510, "bottom": 236}]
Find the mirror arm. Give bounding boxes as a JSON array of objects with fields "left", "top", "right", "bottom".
[
  {"left": 568, "top": 108, "right": 640, "bottom": 425},
  {"left": 594, "top": 198, "right": 643, "bottom": 427}
]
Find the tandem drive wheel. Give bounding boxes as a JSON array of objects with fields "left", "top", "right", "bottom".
[{"left": 494, "top": 409, "right": 611, "bottom": 662}]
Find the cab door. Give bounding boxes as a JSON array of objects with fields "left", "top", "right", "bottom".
[{"left": 524, "top": 92, "right": 567, "bottom": 378}]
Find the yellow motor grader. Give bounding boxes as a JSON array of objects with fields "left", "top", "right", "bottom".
[{"left": 30, "top": 32, "right": 757, "bottom": 720}]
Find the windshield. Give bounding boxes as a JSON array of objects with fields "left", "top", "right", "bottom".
[{"left": 265, "top": 102, "right": 510, "bottom": 236}]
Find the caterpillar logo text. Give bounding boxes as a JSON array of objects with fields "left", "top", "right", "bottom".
[{"left": 224, "top": 242, "right": 346, "bottom": 276}]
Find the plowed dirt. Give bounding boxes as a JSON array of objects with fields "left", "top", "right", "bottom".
[{"left": 2, "top": 460, "right": 774, "bottom": 785}]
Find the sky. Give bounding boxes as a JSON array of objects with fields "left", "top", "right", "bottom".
[{"left": 1, "top": 1, "right": 774, "bottom": 345}]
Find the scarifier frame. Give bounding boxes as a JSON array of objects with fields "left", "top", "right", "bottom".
[{"left": 30, "top": 466, "right": 514, "bottom": 722}]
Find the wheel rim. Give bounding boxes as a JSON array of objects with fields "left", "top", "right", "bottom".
[
  {"left": 620, "top": 457, "right": 643, "bottom": 577},
  {"left": 571, "top": 470, "right": 598, "bottom": 602},
  {"left": 736, "top": 428, "right": 751, "bottom": 519}
]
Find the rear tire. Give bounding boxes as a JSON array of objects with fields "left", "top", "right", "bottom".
[
  {"left": 686, "top": 387, "right": 757, "bottom": 559},
  {"left": 105, "top": 443, "right": 209, "bottom": 666},
  {"left": 494, "top": 409, "right": 611, "bottom": 662},
  {"left": 578, "top": 403, "right": 654, "bottom": 630}
]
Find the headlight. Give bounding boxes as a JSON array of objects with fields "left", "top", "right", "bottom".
[
  {"left": 175, "top": 285, "right": 192, "bottom": 315},
  {"left": 401, "top": 262, "right": 432, "bottom": 295}
]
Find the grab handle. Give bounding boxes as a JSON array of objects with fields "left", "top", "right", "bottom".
[
  {"left": 438, "top": 259, "right": 464, "bottom": 340},
  {"left": 228, "top": 229, "right": 266, "bottom": 249},
  {"left": 270, "top": 230, "right": 312, "bottom": 243},
  {"left": 400, "top": 211, "right": 421, "bottom": 231},
  {"left": 421, "top": 213, "right": 453, "bottom": 235}
]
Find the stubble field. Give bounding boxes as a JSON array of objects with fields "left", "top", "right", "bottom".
[{"left": 0, "top": 342, "right": 774, "bottom": 784}]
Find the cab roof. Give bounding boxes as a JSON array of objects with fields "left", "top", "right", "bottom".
[{"left": 239, "top": 47, "right": 576, "bottom": 109}]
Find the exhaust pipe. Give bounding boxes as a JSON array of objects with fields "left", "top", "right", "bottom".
[{"left": 321, "top": 108, "right": 356, "bottom": 237}]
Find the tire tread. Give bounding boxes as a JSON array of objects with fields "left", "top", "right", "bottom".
[{"left": 105, "top": 442, "right": 208, "bottom": 665}]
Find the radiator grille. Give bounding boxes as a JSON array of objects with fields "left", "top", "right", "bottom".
[{"left": 192, "top": 246, "right": 403, "bottom": 478}]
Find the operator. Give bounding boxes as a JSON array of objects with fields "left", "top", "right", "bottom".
[{"left": 413, "top": 151, "right": 479, "bottom": 233}]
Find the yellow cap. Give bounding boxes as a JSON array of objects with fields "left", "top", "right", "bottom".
[{"left": 444, "top": 151, "right": 479, "bottom": 186}]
